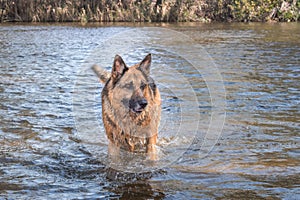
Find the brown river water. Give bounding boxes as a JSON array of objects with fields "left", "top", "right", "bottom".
[{"left": 0, "top": 23, "right": 299, "bottom": 199}]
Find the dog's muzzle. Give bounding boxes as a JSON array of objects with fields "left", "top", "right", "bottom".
[{"left": 129, "top": 98, "right": 148, "bottom": 113}]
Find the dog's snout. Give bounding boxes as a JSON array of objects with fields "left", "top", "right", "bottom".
[
  {"left": 129, "top": 98, "right": 148, "bottom": 113},
  {"left": 138, "top": 99, "right": 148, "bottom": 109}
]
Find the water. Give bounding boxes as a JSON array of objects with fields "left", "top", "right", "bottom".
[{"left": 0, "top": 23, "right": 299, "bottom": 199}]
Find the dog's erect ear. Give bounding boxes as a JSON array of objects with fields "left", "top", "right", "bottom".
[
  {"left": 112, "top": 55, "right": 128, "bottom": 83},
  {"left": 138, "top": 54, "right": 151, "bottom": 77}
]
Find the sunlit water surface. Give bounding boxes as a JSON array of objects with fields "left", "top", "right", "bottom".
[{"left": 0, "top": 23, "right": 299, "bottom": 199}]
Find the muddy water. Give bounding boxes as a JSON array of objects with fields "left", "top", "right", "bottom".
[{"left": 0, "top": 23, "right": 299, "bottom": 199}]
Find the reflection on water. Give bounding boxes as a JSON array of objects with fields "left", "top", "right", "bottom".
[{"left": 0, "top": 23, "right": 299, "bottom": 199}]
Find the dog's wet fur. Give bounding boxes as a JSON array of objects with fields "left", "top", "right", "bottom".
[{"left": 92, "top": 54, "right": 161, "bottom": 158}]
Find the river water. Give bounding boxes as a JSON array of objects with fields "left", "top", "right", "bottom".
[{"left": 0, "top": 23, "right": 299, "bottom": 199}]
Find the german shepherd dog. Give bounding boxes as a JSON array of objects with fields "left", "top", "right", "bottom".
[{"left": 92, "top": 54, "right": 161, "bottom": 159}]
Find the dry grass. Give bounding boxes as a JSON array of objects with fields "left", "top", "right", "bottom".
[{"left": 0, "top": 0, "right": 299, "bottom": 23}]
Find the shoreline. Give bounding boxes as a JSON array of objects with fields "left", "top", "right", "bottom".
[{"left": 1, "top": 21, "right": 299, "bottom": 28}]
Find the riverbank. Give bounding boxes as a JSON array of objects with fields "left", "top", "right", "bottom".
[{"left": 0, "top": 0, "right": 299, "bottom": 23}]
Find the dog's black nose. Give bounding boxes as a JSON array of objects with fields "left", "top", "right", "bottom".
[
  {"left": 129, "top": 98, "right": 148, "bottom": 113},
  {"left": 138, "top": 99, "right": 148, "bottom": 109}
]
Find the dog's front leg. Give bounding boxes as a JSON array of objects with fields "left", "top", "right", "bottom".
[
  {"left": 108, "top": 141, "right": 120, "bottom": 163},
  {"left": 146, "top": 134, "right": 158, "bottom": 161}
]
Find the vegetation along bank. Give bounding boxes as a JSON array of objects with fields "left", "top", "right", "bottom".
[{"left": 0, "top": 0, "right": 299, "bottom": 23}]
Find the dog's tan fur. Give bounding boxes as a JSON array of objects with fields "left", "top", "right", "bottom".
[{"left": 93, "top": 54, "right": 161, "bottom": 156}]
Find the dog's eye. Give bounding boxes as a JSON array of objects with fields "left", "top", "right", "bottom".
[
  {"left": 140, "top": 82, "right": 147, "bottom": 90},
  {"left": 123, "top": 82, "right": 133, "bottom": 90},
  {"left": 149, "top": 82, "right": 156, "bottom": 92},
  {"left": 147, "top": 77, "right": 156, "bottom": 93}
]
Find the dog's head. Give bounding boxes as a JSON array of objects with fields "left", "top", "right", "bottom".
[{"left": 105, "top": 54, "right": 159, "bottom": 118}]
